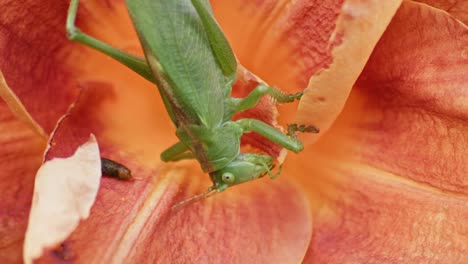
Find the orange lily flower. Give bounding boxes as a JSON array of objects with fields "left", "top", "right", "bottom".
[{"left": 0, "top": 0, "right": 467, "bottom": 263}]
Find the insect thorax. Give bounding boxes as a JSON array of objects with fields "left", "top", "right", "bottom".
[{"left": 176, "top": 122, "right": 243, "bottom": 173}]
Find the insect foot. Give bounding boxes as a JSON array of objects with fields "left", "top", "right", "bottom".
[
  {"left": 266, "top": 163, "right": 283, "bottom": 179},
  {"left": 287, "top": 124, "right": 320, "bottom": 139},
  {"left": 269, "top": 87, "right": 304, "bottom": 104}
]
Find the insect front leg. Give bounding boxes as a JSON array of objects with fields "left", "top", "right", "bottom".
[
  {"left": 236, "top": 118, "right": 305, "bottom": 153},
  {"left": 160, "top": 141, "right": 194, "bottom": 162},
  {"left": 66, "top": 0, "right": 154, "bottom": 82},
  {"left": 229, "top": 83, "right": 304, "bottom": 113},
  {"left": 260, "top": 161, "right": 283, "bottom": 179}
]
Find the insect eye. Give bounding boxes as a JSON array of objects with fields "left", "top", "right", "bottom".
[{"left": 221, "top": 172, "right": 235, "bottom": 184}]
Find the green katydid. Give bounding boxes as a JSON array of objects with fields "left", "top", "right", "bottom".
[{"left": 66, "top": 0, "right": 318, "bottom": 201}]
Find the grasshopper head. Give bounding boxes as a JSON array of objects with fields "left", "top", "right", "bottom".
[
  {"left": 172, "top": 154, "right": 276, "bottom": 211},
  {"left": 209, "top": 154, "right": 274, "bottom": 192}
]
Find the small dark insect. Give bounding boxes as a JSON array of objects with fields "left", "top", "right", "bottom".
[{"left": 101, "top": 158, "right": 132, "bottom": 180}]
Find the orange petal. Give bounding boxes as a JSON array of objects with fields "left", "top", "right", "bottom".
[
  {"left": 0, "top": 70, "right": 46, "bottom": 139},
  {"left": 294, "top": 1, "right": 468, "bottom": 261},
  {"left": 303, "top": 168, "right": 468, "bottom": 263},
  {"left": 349, "top": 2, "right": 468, "bottom": 192},
  {"left": 0, "top": 0, "right": 80, "bottom": 134},
  {"left": 414, "top": 0, "right": 468, "bottom": 24},
  {"left": 35, "top": 168, "right": 312, "bottom": 263},
  {"left": 0, "top": 104, "right": 45, "bottom": 263},
  {"left": 0, "top": 0, "right": 170, "bottom": 167}
]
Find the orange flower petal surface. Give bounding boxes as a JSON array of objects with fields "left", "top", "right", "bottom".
[
  {"left": 33, "top": 166, "right": 312, "bottom": 263},
  {"left": 295, "top": 2, "right": 468, "bottom": 262},
  {"left": 303, "top": 167, "right": 468, "bottom": 263},
  {"left": 0, "top": 0, "right": 80, "bottom": 134},
  {"left": 350, "top": 2, "right": 468, "bottom": 193},
  {"left": 0, "top": 104, "right": 45, "bottom": 263},
  {"left": 415, "top": 0, "right": 468, "bottom": 24}
]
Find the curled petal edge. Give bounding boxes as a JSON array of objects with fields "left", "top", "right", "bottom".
[
  {"left": 296, "top": 0, "right": 402, "bottom": 144},
  {"left": 0, "top": 69, "right": 47, "bottom": 139}
]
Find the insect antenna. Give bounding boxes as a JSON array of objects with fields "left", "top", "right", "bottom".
[{"left": 171, "top": 187, "right": 218, "bottom": 212}]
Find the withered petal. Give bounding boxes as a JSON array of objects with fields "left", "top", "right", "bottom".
[{"left": 23, "top": 135, "right": 101, "bottom": 264}]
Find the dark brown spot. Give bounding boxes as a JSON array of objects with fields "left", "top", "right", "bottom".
[
  {"left": 316, "top": 96, "right": 326, "bottom": 102},
  {"left": 53, "top": 243, "right": 75, "bottom": 261}
]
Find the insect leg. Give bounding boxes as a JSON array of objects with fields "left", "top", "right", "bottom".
[
  {"left": 160, "top": 141, "right": 194, "bottom": 162},
  {"left": 287, "top": 124, "right": 319, "bottom": 139},
  {"left": 230, "top": 83, "right": 303, "bottom": 113},
  {"left": 260, "top": 161, "right": 283, "bottom": 179},
  {"left": 236, "top": 118, "right": 304, "bottom": 153},
  {"left": 66, "top": 0, "right": 154, "bottom": 82}
]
